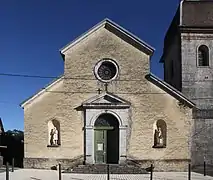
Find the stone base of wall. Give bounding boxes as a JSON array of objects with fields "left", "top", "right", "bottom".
[
  {"left": 127, "top": 159, "right": 191, "bottom": 172},
  {"left": 24, "top": 155, "right": 83, "bottom": 170},
  {"left": 24, "top": 156, "right": 190, "bottom": 172}
]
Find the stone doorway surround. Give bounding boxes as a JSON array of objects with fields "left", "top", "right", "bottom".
[{"left": 76, "top": 92, "right": 131, "bottom": 164}]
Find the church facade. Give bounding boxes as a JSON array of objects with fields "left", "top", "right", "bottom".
[{"left": 21, "top": 18, "right": 195, "bottom": 171}]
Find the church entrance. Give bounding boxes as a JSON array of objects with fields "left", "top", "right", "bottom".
[{"left": 94, "top": 113, "right": 119, "bottom": 164}]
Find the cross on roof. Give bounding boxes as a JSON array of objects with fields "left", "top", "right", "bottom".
[
  {"left": 97, "top": 88, "right": 102, "bottom": 94},
  {"left": 97, "top": 83, "right": 108, "bottom": 94}
]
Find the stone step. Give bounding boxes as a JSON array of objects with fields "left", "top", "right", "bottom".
[{"left": 63, "top": 164, "right": 149, "bottom": 174}]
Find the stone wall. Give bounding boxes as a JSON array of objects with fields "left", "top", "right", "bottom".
[
  {"left": 181, "top": 33, "right": 213, "bottom": 108},
  {"left": 127, "top": 159, "right": 190, "bottom": 172},
  {"left": 191, "top": 117, "right": 213, "bottom": 167},
  {"left": 125, "top": 82, "right": 192, "bottom": 167},
  {"left": 181, "top": 33, "right": 213, "bottom": 167},
  {"left": 23, "top": 78, "right": 84, "bottom": 168},
  {"left": 24, "top": 155, "right": 83, "bottom": 170}
]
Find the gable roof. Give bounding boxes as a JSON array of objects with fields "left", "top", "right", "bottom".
[
  {"left": 20, "top": 76, "right": 63, "bottom": 108},
  {"left": 145, "top": 73, "right": 196, "bottom": 108},
  {"left": 60, "top": 18, "right": 155, "bottom": 58},
  {"left": 76, "top": 92, "right": 130, "bottom": 110}
]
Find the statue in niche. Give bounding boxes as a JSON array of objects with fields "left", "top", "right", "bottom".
[
  {"left": 50, "top": 129, "right": 54, "bottom": 145},
  {"left": 158, "top": 127, "right": 163, "bottom": 145},
  {"left": 154, "top": 127, "right": 163, "bottom": 147},
  {"left": 50, "top": 127, "right": 59, "bottom": 145}
]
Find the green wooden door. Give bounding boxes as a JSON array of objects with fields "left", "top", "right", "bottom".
[{"left": 94, "top": 130, "right": 107, "bottom": 163}]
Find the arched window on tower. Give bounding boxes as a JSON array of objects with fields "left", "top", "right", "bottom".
[{"left": 198, "top": 45, "right": 209, "bottom": 66}]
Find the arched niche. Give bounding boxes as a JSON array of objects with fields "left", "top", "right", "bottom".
[
  {"left": 153, "top": 119, "right": 167, "bottom": 148},
  {"left": 47, "top": 119, "right": 61, "bottom": 146}
]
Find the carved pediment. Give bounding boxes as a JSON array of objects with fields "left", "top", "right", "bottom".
[{"left": 81, "top": 92, "right": 130, "bottom": 109}]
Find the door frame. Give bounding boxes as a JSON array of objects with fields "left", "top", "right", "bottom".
[{"left": 84, "top": 110, "right": 128, "bottom": 165}]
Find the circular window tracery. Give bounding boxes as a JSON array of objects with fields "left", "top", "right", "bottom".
[{"left": 94, "top": 59, "right": 119, "bottom": 83}]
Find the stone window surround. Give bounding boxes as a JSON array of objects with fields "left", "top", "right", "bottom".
[{"left": 94, "top": 58, "right": 119, "bottom": 83}]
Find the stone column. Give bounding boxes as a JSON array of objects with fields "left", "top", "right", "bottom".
[
  {"left": 119, "top": 126, "right": 127, "bottom": 164},
  {"left": 85, "top": 126, "right": 93, "bottom": 164}
]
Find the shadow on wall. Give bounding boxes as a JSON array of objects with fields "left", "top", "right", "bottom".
[
  {"left": 193, "top": 164, "right": 213, "bottom": 177},
  {"left": 1, "top": 129, "right": 24, "bottom": 168}
]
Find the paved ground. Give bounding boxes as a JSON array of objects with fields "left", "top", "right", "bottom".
[{"left": 0, "top": 169, "right": 212, "bottom": 180}]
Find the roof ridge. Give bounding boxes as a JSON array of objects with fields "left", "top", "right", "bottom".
[
  {"left": 60, "top": 18, "right": 154, "bottom": 58},
  {"left": 20, "top": 75, "right": 64, "bottom": 107},
  {"left": 146, "top": 73, "right": 195, "bottom": 107}
]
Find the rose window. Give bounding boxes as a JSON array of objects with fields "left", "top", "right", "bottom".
[{"left": 94, "top": 59, "right": 119, "bottom": 82}]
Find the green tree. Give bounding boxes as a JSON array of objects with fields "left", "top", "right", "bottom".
[{"left": 5, "top": 129, "right": 23, "bottom": 141}]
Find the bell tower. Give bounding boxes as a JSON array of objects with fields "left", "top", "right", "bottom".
[{"left": 161, "top": 0, "right": 213, "bottom": 169}]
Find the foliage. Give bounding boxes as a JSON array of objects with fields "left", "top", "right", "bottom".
[
  {"left": 1, "top": 129, "right": 24, "bottom": 167},
  {"left": 5, "top": 129, "right": 24, "bottom": 141}
]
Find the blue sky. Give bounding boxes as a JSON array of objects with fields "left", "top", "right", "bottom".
[{"left": 0, "top": 0, "right": 179, "bottom": 131}]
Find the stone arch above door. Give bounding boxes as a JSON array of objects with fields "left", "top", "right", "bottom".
[{"left": 90, "top": 110, "right": 123, "bottom": 127}]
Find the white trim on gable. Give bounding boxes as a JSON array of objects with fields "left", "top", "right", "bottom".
[
  {"left": 82, "top": 92, "right": 130, "bottom": 105},
  {"left": 20, "top": 76, "right": 64, "bottom": 108},
  {"left": 60, "top": 18, "right": 154, "bottom": 57},
  {"left": 147, "top": 74, "right": 195, "bottom": 108}
]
